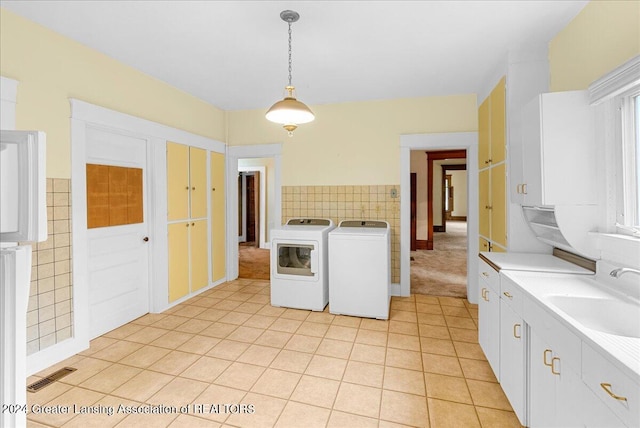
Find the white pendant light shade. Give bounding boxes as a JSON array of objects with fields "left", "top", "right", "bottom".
[
  {"left": 266, "top": 86, "right": 315, "bottom": 131},
  {"left": 266, "top": 11, "right": 314, "bottom": 137}
]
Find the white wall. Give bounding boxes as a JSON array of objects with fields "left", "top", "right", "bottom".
[{"left": 450, "top": 170, "right": 467, "bottom": 217}]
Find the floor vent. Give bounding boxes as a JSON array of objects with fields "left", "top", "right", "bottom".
[{"left": 27, "top": 367, "right": 76, "bottom": 393}]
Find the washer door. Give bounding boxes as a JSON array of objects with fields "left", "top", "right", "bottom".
[{"left": 272, "top": 239, "right": 319, "bottom": 280}]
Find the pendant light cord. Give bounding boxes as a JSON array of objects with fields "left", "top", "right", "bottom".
[{"left": 288, "top": 21, "right": 293, "bottom": 87}]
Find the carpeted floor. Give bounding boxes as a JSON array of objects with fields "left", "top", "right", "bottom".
[
  {"left": 238, "top": 242, "right": 271, "bottom": 280},
  {"left": 411, "top": 221, "right": 468, "bottom": 299}
]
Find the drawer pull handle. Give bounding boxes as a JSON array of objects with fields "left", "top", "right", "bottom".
[
  {"left": 551, "top": 357, "right": 560, "bottom": 375},
  {"left": 513, "top": 323, "right": 521, "bottom": 339},
  {"left": 543, "top": 349, "right": 552, "bottom": 366},
  {"left": 482, "top": 272, "right": 489, "bottom": 277},
  {"left": 503, "top": 291, "right": 513, "bottom": 299},
  {"left": 600, "top": 383, "right": 627, "bottom": 402},
  {"left": 481, "top": 288, "right": 487, "bottom": 301},
  {"left": 522, "top": 184, "right": 528, "bottom": 194}
]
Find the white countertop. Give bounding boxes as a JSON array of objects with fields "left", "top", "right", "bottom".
[
  {"left": 480, "top": 251, "right": 593, "bottom": 274},
  {"left": 502, "top": 269, "right": 640, "bottom": 384}
]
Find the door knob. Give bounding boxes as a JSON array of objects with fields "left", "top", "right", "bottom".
[{"left": 143, "top": 237, "right": 149, "bottom": 242}]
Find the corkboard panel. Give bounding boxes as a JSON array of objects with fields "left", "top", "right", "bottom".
[
  {"left": 86, "top": 164, "right": 143, "bottom": 228},
  {"left": 86, "top": 164, "right": 110, "bottom": 228}
]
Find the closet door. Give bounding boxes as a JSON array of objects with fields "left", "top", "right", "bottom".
[
  {"left": 190, "top": 219, "right": 209, "bottom": 292},
  {"left": 210, "top": 151, "right": 226, "bottom": 282},
  {"left": 479, "top": 169, "right": 490, "bottom": 240},
  {"left": 478, "top": 98, "right": 490, "bottom": 169},
  {"left": 189, "top": 147, "right": 207, "bottom": 219},
  {"left": 168, "top": 222, "right": 189, "bottom": 301},
  {"left": 167, "top": 142, "right": 189, "bottom": 221}
]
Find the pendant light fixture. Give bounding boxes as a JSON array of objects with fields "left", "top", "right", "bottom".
[{"left": 266, "top": 10, "right": 315, "bottom": 137}]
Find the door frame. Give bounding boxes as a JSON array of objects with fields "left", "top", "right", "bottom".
[
  {"left": 238, "top": 166, "right": 267, "bottom": 248},
  {"left": 63, "top": 100, "right": 225, "bottom": 376},
  {"left": 226, "top": 144, "right": 282, "bottom": 282},
  {"left": 400, "top": 132, "right": 479, "bottom": 303}
]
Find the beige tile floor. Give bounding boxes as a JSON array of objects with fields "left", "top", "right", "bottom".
[{"left": 27, "top": 279, "right": 522, "bottom": 428}]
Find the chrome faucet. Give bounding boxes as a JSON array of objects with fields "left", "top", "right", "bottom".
[{"left": 609, "top": 267, "right": 640, "bottom": 278}]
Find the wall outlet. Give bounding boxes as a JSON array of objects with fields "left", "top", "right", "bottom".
[{"left": 390, "top": 188, "right": 398, "bottom": 198}]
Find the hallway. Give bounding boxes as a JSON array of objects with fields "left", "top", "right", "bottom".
[{"left": 410, "top": 221, "right": 468, "bottom": 299}]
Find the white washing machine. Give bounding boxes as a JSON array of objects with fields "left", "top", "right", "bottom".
[
  {"left": 328, "top": 220, "right": 391, "bottom": 319},
  {"left": 270, "top": 218, "right": 335, "bottom": 311}
]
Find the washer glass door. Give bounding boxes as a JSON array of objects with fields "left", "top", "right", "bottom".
[{"left": 277, "top": 243, "right": 316, "bottom": 277}]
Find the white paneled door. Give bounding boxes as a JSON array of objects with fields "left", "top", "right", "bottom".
[{"left": 86, "top": 127, "right": 149, "bottom": 338}]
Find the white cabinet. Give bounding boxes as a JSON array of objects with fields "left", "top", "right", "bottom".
[
  {"left": 529, "top": 328, "right": 584, "bottom": 427},
  {"left": 582, "top": 343, "right": 640, "bottom": 428},
  {"left": 499, "top": 299, "right": 526, "bottom": 423},
  {"left": 478, "top": 259, "right": 501, "bottom": 380},
  {"left": 513, "top": 90, "right": 596, "bottom": 206}
]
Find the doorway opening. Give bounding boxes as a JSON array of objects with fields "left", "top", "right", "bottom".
[
  {"left": 238, "top": 159, "right": 271, "bottom": 280},
  {"left": 410, "top": 149, "right": 468, "bottom": 298}
]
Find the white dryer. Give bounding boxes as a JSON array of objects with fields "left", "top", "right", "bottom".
[
  {"left": 270, "top": 218, "right": 335, "bottom": 311},
  {"left": 328, "top": 220, "right": 391, "bottom": 319}
]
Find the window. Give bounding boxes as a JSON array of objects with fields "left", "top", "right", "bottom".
[
  {"left": 589, "top": 55, "right": 640, "bottom": 237},
  {"left": 617, "top": 88, "right": 640, "bottom": 233}
]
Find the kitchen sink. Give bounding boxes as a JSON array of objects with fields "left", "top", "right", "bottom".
[{"left": 546, "top": 294, "right": 640, "bottom": 338}]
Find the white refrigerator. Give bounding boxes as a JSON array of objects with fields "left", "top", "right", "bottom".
[{"left": 0, "top": 130, "right": 47, "bottom": 428}]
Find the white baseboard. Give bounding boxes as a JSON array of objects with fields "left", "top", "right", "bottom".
[{"left": 27, "top": 336, "right": 89, "bottom": 377}]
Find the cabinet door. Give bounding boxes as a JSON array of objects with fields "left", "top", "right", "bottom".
[
  {"left": 189, "top": 147, "right": 207, "bottom": 219},
  {"left": 521, "top": 97, "right": 544, "bottom": 206},
  {"left": 529, "top": 330, "right": 557, "bottom": 427},
  {"left": 479, "top": 237, "right": 490, "bottom": 252},
  {"left": 478, "top": 98, "right": 490, "bottom": 168},
  {"left": 479, "top": 169, "right": 490, "bottom": 240},
  {"left": 478, "top": 281, "right": 500, "bottom": 380},
  {"left": 490, "top": 163, "right": 507, "bottom": 247},
  {"left": 210, "top": 151, "right": 226, "bottom": 282},
  {"left": 499, "top": 301, "right": 526, "bottom": 424},
  {"left": 168, "top": 222, "right": 189, "bottom": 302},
  {"left": 190, "top": 219, "right": 209, "bottom": 292},
  {"left": 490, "top": 77, "right": 506, "bottom": 164},
  {"left": 167, "top": 142, "right": 189, "bottom": 221}
]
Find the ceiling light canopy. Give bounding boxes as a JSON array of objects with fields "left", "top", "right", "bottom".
[{"left": 265, "top": 10, "right": 314, "bottom": 137}]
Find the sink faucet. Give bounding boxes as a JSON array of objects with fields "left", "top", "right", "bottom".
[{"left": 610, "top": 267, "right": 640, "bottom": 278}]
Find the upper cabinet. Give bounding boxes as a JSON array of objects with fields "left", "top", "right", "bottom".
[
  {"left": 490, "top": 78, "right": 506, "bottom": 165},
  {"left": 478, "top": 98, "right": 491, "bottom": 169},
  {"left": 513, "top": 90, "right": 596, "bottom": 206},
  {"left": 167, "top": 142, "right": 207, "bottom": 221},
  {"left": 478, "top": 77, "right": 508, "bottom": 251},
  {"left": 478, "top": 77, "right": 506, "bottom": 168}
]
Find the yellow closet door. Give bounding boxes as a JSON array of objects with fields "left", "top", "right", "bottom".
[
  {"left": 491, "top": 163, "right": 507, "bottom": 247},
  {"left": 190, "top": 220, "right": 209, "bottom": 292},
  {"left": 168, "top": 222, "right": 189, "bottom": 302},
  {"left": 490, "top": 77, "right": 506, "bottom": 164},
  {"left": 167, "top": 142, "right": 189, "bottom": 221},
  {"left": 479, "top": 169, "right": 490, "bottom": 239},
  {"left": 189, "top": 147, "right": 207, "bottom": 219},
  {"left": 478, "top": 98, "right": 490, "bottom": 169},
  {"left": 210, "top": 151, "right": 226, "bottom": 282}
]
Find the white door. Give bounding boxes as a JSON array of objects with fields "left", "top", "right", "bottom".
[{"left": 86, "top": 127, "right": 149, "bottom": 338}]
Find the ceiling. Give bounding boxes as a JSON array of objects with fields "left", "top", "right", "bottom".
[{"left": 1, "top": 1, "right": 588, "bottom": 111}]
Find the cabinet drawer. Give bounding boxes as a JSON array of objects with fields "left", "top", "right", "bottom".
[
  {"left": 524, "top": 296, "right": 581, "bottom": 370},
  {"left": 499, "top": 274, "right": 523, "bottom": 315},
  {"left": 582, "top": 343, "right": 640, "bottom": 428},
  {"left": 478, "top": 257, "right": 500, "bottom": 292}
]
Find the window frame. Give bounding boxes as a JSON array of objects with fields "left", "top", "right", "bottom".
[{"left": 589, "top": 55, "right": 640, "bottom": 237}]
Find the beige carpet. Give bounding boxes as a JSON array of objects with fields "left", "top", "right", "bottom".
[{"left": 411, "top": 221, "right": 468, "bottom": 298}]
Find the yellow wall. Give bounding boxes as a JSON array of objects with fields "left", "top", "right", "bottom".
[
  {"left": 0, "top": 9, "right": 226, "bottom": 178},
  {"left": 228, "top": 95, "right": 477, "bottom": 186},
  {"left": 549, "top": 0, "right": 640, "bottom": 91}
]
